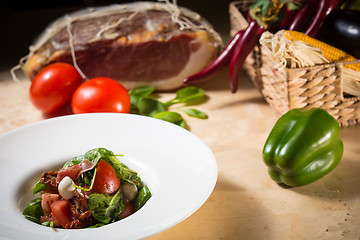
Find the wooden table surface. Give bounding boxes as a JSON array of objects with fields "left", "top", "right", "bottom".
[{"left": 1, "top": 60, "right": 360, "bottom": 239}]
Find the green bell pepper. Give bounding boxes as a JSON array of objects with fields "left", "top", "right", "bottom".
[{"left": 262, "top": 108, "right": 343, "bottom": 187}]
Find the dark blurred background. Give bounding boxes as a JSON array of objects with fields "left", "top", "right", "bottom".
[{"left": 0, "top": 0, "right": 232, "bottom": 68}]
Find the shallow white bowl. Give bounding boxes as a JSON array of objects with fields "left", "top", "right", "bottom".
[{"left": 0, "top": 113, "right": 217, "bottom": 240}]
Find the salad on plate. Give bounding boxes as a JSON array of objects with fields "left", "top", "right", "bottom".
[{"left": 23, "top": 147, "right": 151, "bottom": 229}]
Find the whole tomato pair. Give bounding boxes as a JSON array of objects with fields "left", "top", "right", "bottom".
[{"left": 29, "top": 63, "right": 131, "bottom": 115}]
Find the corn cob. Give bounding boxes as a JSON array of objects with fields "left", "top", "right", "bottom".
[{"left": 283, "top": 30, "right": 360, "bottom": 72}]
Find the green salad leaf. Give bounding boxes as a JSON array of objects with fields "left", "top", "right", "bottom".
[
  {"left": 23, "top": 198, "right": 44, "bottom": 223},
  {"left": 84, "top": 148, "right": 139, "bottom": 185},
  {"left": 84, "top": 148, "right": 115, "bottom": 165},
  {"left": 88, "top": 189, "right": 125, "bottom": 224},
  {"left": 63, "top": 155, "right": 84, "bottom": 168},
  {"left": 66, "top": 148, "right": 140, "bottom": 188},
  {"left": 134, "top": 185, "right": 152, "bottom": 211},
  {"left": 87, "top": 223, "right": 105, "bottom": 228},
  {"left": 33, "top": 181, "right": 48, "bottom": 194}
]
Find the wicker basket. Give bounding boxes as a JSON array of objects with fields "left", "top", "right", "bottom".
[{"left": 229, "top": 0, "right": 360, "bottom": 127}]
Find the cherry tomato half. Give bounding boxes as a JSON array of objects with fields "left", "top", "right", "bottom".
[
  {"left": 92, "top": 159, "right": 121, "bottom": 194},
  {"left": 50, "top": 199, "right": 72, "bottom": 228},
  {"left": 71, "top": 77, "right": 131, "bottom": 114},
  {"left": 29, "top": 63, "right": 83, "bottom": 114}
]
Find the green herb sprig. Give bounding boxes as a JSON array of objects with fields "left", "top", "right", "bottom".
[{"left": 129, "top": 86, "right": 208, "bottom": 128}]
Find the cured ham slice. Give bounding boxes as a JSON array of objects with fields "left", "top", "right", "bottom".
[
  {"left": 57, "top": 164, "right": 82, "bottom": 183},
  {"left": 56, "top": 159, "right": 96, "bottom": 183},
  {"left": 21, "top": 1, "right": 222, "bottom": 90}
]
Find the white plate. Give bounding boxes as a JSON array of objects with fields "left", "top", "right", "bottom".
[{"left": 0, "top": 113, "right": 217, "bottom": 240}]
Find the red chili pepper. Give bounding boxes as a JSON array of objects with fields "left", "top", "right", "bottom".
[
  {"left": 288, "top": 0, "right": 318, "bottom": 32},
  {"left": 183, "top": 30, "right": 244, "bottom": 85},
  {"left": 185, "top": 0, "right": 346, "bottom": 93},
  {"left": 280, "top": 5, "right": 298, "bottom": 29},
  {"left": 280, "top": 1, "right": 309, "bottom": 30},
  {"left": 304, "top": 0, "right": 344, "bottom": 37},
  {"left": 228, "top": 20, "right": 265, "bottom": 93}
]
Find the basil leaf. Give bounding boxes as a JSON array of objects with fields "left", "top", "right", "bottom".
[
  {"left": 33, "top": 181, "right": 48, "bottom": 194},
  {"left": 129, "top": 85, "right": 155, "bottom": 98},
  {"left": 176, "top": 86, "right": 205, "bottom": 101},
  {"left": 129, "top": 86, "right": 155, "bottom": 112},
  {"left": 152, "top": 111, "right": 185, "bottom": 127},
  {"left": 178, "top": 119, "right": 186, "bottom": 128},
  {"left": 88, "top": 190, "right": 125, "bottom": 224},
  {"left": 170, "top": 86, "right": 206, "bottom": 106},
  {"left": 23, "top": 198, "right": 43, "bottom": 224},
  {"left": 137, "top": 97, "right": 166, "bottom": 116},
  {"left": 134, "top": 185, "right": 152, "bottom": 211},
  {"left": 182, "top": 108, "right": 208, "bottom": 119},
  {"left": 164, "top": 87, "right": 205, "bottom": 107}
]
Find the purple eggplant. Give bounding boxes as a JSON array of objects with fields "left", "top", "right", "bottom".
[{"left": 315, "top": 9, "right": 360, "bottom": 58}]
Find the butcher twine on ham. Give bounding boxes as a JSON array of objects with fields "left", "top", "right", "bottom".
[{"left": 19, "top": 1, "right": 222, "bottom": 90}]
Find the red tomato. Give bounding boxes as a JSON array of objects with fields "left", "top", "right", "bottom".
[
  {"left": 50, "top": 199, "right": 72, "bottom": 228},
  {"left": 92, "top": 159, "right": 121, "bottom": 194},
  {"left": 41, "top": 193, "right": 60, "bottom": 216},
  {"left": 71, "top": 77, "right": 131, "bottom": 114},
  {"left": 29, "top": 63, "right": 83, "bottom": 114},
  {"left": 119, "top": 197, "right": 134, "bottom": 219}
]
